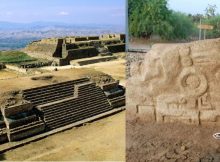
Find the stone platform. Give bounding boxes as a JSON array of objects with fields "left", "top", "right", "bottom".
[{"left": 0, "top": 74, "right": 125, "bottom": 148}]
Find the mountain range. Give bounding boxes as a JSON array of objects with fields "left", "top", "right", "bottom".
[{"left": 0, "top": 21, "right": 125, "bottom": 50}]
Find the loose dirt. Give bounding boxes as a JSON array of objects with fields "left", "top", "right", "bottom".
[
  {"left": 82, "top": 58, "right": 125, "bottom": 85},
  {"left": 126, "top": 119, "right": 220, "bottom": 162},
  {"left": 0, "top": 70, "right": 23, "bottom": 80}
]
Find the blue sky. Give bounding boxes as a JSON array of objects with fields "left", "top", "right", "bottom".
[
  {"left": 0, "top": 0, "right": 125, "bottom": 25},
  {"left": 169, "top": 0, "right": 220, "bottom": 14}
]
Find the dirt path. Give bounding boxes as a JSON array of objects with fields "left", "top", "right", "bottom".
[
  {"left": 2, "top": 111, "right": 125, "bottom": 161},
  {"left": 126, "top": 119, "right": 220, "bottom": 162}
]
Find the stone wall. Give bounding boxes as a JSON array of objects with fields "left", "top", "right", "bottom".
[
  {"left": 64, "top": 47, "right": 99, "bottom": 60},
  {"left": 0, "top": 63, "right": 6, "bottom": 70},
  {"left": 105, "top": 43, "right": 126, "bottom": 53},
  {"left": 100, "top": 34, "right": 125, "bottom": 42},
  {"left": 24, "top": 34, "right": 125, "bottom": 65},
  {"left": 127, "top": 38, "right": 220, "bottom": 126},
  {"left": 24, "top": 38, "right": 63, "bottom": 59}
]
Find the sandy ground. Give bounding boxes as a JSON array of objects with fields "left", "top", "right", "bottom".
[
  {"left": 82, "top": 59, "right": 125, "bottom": 86},
  {"left": 1, "top": 111, "right": 125, "bottom": 161},
  {"left": 41, "top": 58, "right": 126, "bottom": 86},
  {"left": 0, "top": 69, "right": 24, "bottom": 80},
  {"left": 126, "top": 119, "right": 220, "bottom": 162}
]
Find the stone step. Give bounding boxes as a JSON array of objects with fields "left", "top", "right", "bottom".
[
  {"left": 41, "top": 99, "right": 110, "bottom": 117},
  {"left": 23, "top": 81, "right": 74, "bottom": 94},
  {"left": 109, "top": 95, "right": 125, "bottom": 102},
  {"left": 40, "top": 94, "right": 109, "bottom": 113},
  {"left": 70, "top": 56, "right": 117, "bottom": 66},
  {"left": 7, "top": 115, "right": 38, "bottom": 129},
  {"left": 26, "top": 91, "right": 74, "bottom": 105},
  {"left": 8, "top": 121, "right": 45, "bottom": 141},
  {"left": 43, "top": 102, "right": 110, "bottom": 121},
  {"left": 45, "top": 105, "right": 111, "bottom": 126},
  {"left": 37, "top": 89, "right": 106, "bottom": 108},
  {"left": 77, "top": 91, "right": 106, "bottom": 98},
  {"left": 24, "top": 86, "right": 74, "bottom": 99},
  {"left": 8, "top": 120, "right": 44, "bottom": 133},
  {"left": 46, "top": 109, "right": 111, "bottom": 130},
  {"left": 109, "top": 95, "right": 125, "bottom": 108},
  {"left": 23, "top": 81, "right": 96, "bottom": 105},
  {"left": 45, "top": 106, "right": 112, "bottom": 129},
  {"left": 2, "top": 102, "right": 33, "bottom": 117},
  {"left": 23, "top": 78, "right": 89, "bottom": 94},
  {"left": 23, "top": 82, "right": 75, "bottom": 96},
  {"left": 104, "top": 89, "right": 125, "bottom": 99}
]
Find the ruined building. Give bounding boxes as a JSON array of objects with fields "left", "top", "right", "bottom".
[
  {"left": 24, "top": 34, "right": 125, "bottom": 66},
  {"left": 127, "top": 38, "right": 220, "bottom": 126},
  {"left": 0, "top": 73, "right": 125, "bottom": 143}
]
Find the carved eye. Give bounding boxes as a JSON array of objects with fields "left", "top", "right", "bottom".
[
  {"left": 185, "top": 74, "right": 200, "bottom": 89},
  {"left": 179, "top": 67, "right": 207, "bottom": 97}
]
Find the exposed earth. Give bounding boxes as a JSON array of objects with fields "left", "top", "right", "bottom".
[
  {"left": 126, "top": 119, "right": 220, "bottom": 162},
  {"left": 0, "top": 69, "right": 24, "bottom": 80}
]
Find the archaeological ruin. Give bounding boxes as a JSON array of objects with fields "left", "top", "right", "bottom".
[
  {"left": 127, "top": 38, "right": 220, "bottom": 126},
  {"left": 23, "top": 34, "right": 125, "bottom": 66},
  {"left": 0, "top": 72, "right": 125, "bottom": 145}
]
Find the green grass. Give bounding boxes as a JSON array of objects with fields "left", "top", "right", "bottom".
[{"left": 0, "top": 51, "right": 36, "bottom": 63}]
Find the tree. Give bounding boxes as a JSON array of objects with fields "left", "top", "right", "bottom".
[
  {"left": 205, "top": 4, "right": 217, "bottom": 18},
  {"left": 128, "top": 0, "right": 173, "bottom": 39},
  {"left": 204, "top": 15, "right": 220, "bottom": 38},
  {"left": 128, "top": 0, "right": 196, "bottom": 40},
  {"left": 169, "top": 12, "right": 195, "bottom": 40},
  {"left": 188, "top": 14, "right": 204, "bottom": 23}
]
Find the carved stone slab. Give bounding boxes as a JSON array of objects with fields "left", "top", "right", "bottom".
[{"left": 127, "top": 39, "right": 220, "bottom": 126}]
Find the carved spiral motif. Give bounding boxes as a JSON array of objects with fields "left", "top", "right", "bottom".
[{"left": 179, "top": 67, "right": 208, "bottom": 97}]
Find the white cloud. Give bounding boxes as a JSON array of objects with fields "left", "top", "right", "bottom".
[{"left": 58, "top": 11, "right": 69, "bottom": 16}]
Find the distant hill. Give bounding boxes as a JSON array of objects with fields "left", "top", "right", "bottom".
[
  {"left": 0, "top": 21, "right": 125, "bottom": 50},
  {"left": 0, "top": 21, "right": 125, "bottom": 31}
]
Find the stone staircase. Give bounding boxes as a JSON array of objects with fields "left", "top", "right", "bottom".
[
  {"left": 22, "top": 78, "right": 89, "bottom": 106},
  {"left": 70, "top": 56, "right": 117, "bottom": 66},
  {"left": 109, "top": 95, "right": 126, "bottom": 108},
  {"left": 0, "top": 77, "right": 125, "bottom": 143},
  {"left": 100, "top": 81, "right": 126, "bottom": 108},
  {"left": 36, "top": 82, "right": 113, "bottom": 130}
]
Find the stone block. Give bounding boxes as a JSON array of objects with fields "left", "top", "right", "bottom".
[{"left": 127, "top": 38, "right": 220, "bottom": 125}]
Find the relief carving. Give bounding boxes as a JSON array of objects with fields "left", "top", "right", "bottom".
[{"left": 127, "top": 38, "right": 220, "bottom": 126}]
